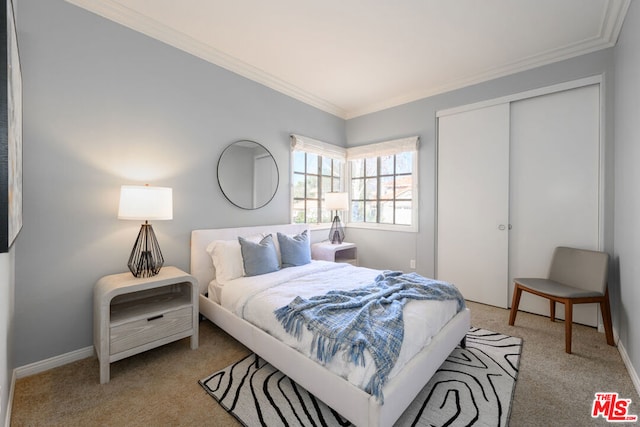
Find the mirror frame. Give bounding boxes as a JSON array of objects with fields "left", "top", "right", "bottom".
[{"left": 217, "top": 140, "right": 279, "bottom": 210}]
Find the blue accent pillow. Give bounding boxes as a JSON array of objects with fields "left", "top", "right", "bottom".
[
  {"left": 239, "top": 234, "right": 280, "bottom": 276},
  {"left": 277, "top": 230, "right": 311, "bottom": 268}
]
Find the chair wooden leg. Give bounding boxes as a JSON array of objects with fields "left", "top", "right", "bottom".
[
  {"left": 565, "top": 302, "right": 573, "bottom": 354},
  {"left": 550, "top": 300, "right": 556, "bottom": 322},
  {"left": 601, "top": 289, "right": 615, "bottom": 347},
  {"left": 508, "top": 285, "right": 523, "bottom": 325}
]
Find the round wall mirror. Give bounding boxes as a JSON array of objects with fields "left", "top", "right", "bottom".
[{"left": 217, "top": 140, "right": 279, "bottom": 210}]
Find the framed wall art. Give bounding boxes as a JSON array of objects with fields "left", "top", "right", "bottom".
[{"left": 0, "top": 0, "right": 22, "bottom": 252}]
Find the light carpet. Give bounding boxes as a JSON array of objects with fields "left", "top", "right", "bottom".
[{"left": 199, "top": 328, "right": 522, "bottom": 426}]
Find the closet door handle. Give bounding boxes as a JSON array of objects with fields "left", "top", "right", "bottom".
[{"left": 498, "top": 224, "right": 506, "bottom": 231}]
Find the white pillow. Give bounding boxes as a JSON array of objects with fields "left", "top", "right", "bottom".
[{"left": 206, "top": 234, "right": 263, "bottom": 284}]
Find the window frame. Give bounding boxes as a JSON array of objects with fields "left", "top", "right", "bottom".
[
  {"left": 346, "top": 137, "right": 419, "bottom": 233},
  {"left": 290, "top": 135, "right": 418, "bottom": 232},
  {"left": 290, "top": 135, "right": 347, "bottom": 229}
]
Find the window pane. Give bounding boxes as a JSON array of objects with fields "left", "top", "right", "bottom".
[
  {"left": 395, "top": 201, "right": 412, "bottom": 225},
  {"left": 306, "top": 153, "right": 318, "bottom": 172},
  {"left": 321, "top": 158, "right": 332, "bottom": 176},
  {"left": 333, "top": 160, "right": 343, "bottom": 177},
  {"left": 380, "top": 200, "right": 394, "bottom": 224},
  {"left": 306, "top": 206, "right": 318, "bottom": 223},
  {"left": 293, "top": 199, "right": 306, "bottom": 223},
  {"left": 352, "top": 159, "right": 364, "bottom": 178},
  {"left": 292, "top": 210, "right": 305, "bottom": 223},
  {"left": 332, "top": 177, "right": 340, "bottom": 192},
  {"left": 321, "top": 208, "right": 332, "bottom": 223},
  {"left": 395, "top": 175, "right": 412, "bottom": 199},
  {"left": 351, "top": 178, "right": 364, "bottom": 199},
  {"left": 351, "top": 201, "right": 364, "bottom": 222},
  {"left": 379, "top": 176, "right": 394, "bottom": 200},
  {"left": 307, "top": 176, "right": 318, "bottom": 198},
  {"left": 293, "top": 173, "right": 305, "bottom": 198},
  {"left": 397, "top": 188, "right": 412, "bottom": 200},
  {"left": 321, "top": 176, "right": 332, "bottom": 198},
  {"left": 365, "top": 157, "right": 377, "bottom": 177},
  {"left": 365, "top": 201, "right": 377, "bottom": 222},
  {"left": 293, "top": 151, "right": 306, "bottom": 173},
  {"left": 396, "top": 152, "right": 412, "bottom": 174},
  {"left": 365, "top": 178, "right": 377, "bottom": 200},
  {"left": 380, "top": 155, "right": 394, "bottom": 175}
]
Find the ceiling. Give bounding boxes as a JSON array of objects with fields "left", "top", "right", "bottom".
[{"left": 66, "top": 0, "right": 630, "bottom": 119}]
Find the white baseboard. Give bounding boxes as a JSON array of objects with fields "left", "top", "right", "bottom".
[
  {"left": 5, "top": 346, "right": 94, "bottom": 427},
  {"left": 4, "top": 370, "right": 15, "bottom": 427},
  {"left": 14, "top": 346, "right": 94, "bottom": 379},
  {"left": 617, "top": 339, "right": 640, "bottom": 399}
]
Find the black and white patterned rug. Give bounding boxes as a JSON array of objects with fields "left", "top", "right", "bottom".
[{"left": 199, "top": 328, "right": 522, "bottom": 426}]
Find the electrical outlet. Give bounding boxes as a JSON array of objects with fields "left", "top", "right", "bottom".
[{"left": 410, "top": 259, "right": 416, "bottom": 269}]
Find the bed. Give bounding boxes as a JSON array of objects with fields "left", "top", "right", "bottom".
[{"left": 191, "top": 224, "right": 470, "bottom": 427}]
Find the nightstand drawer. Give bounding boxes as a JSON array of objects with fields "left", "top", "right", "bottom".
[{"left": 110, "top": 306, "right": 192, "bottom": 355}]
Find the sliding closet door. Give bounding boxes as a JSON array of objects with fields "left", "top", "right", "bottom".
[
  {"left": 509, "top": 84, "right": 601, "bottom": 325},
  {"left": 437, "top": 103, "right": 510, "bottom": 308}
]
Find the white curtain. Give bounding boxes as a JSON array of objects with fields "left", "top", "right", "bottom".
[
  {"left": 291, "top": 134, "right": 419, "bottom": 160},
  {"left": 290, "top": 134, "right": 346, "bottom": 160},
  {"left": 346, "top": 136, "right": 419, "bottom": 160}
]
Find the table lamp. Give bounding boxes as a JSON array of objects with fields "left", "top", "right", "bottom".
[
  {"left": 325, "top": 192, "right": 349, "bottom": 244},
  {"left": 118, "top": 185, "right": 173, "bottom": 277}
]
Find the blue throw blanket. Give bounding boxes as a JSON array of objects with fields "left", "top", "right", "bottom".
[{"left": 274, "top": 271, "right": 465, "bottom": 401}]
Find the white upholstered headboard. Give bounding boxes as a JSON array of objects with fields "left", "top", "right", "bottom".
[{"left": 190, "top": 223, "right": 309, "bottom": 294}]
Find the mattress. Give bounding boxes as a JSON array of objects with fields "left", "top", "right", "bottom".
[{"left": 209, "top": 260, "right": 461, "bottom": 393}]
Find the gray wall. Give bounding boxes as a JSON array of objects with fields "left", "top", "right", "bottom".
[
  {"left": 13, "top": 0, "right": 344, "bottom": 366},
  {"left": 614, "top": 0, "right": 640, "bottom": 392}
]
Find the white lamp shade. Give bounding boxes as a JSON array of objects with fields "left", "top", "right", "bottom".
[
  {"left": 118, "top": 185, "right": 173, "bottom": 220},
  {"left": 325, "top": 192, "right": 349, "bottom": 211}
]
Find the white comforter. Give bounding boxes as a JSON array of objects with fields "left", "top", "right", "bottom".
[{"left": 214, "top": 261, "right": 459, "bottom": 392}]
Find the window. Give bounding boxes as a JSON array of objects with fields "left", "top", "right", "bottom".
[
  {"left": 347, "top": 137, "right": 419, "bottom": 231},
  {"left": 350, "top": 152, "right": 413, "bottom": 225},
  {"left": 291, "top": 135, "right": 346, "bottom": 225},
  {"left": 290, "top": 135, "right": 418, "bottom": 231}
]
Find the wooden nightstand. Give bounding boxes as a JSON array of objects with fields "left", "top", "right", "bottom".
[
  {"left": 93, "top": 266, "right": 199, "bottom": 384},
  {"left": 311, "top": 241, "right": 358, "bottom": 266}
]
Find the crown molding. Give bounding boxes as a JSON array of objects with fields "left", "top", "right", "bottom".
[
  {"left": 66, "top": 0, "right": 629, "bottom": 121},
  {"left": 345, "top": 0, "right": 631, "bottom": 119}
]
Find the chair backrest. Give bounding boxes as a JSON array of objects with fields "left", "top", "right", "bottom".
[{"left": 548, "top": 246, "right": 609, "bottom": 293}]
